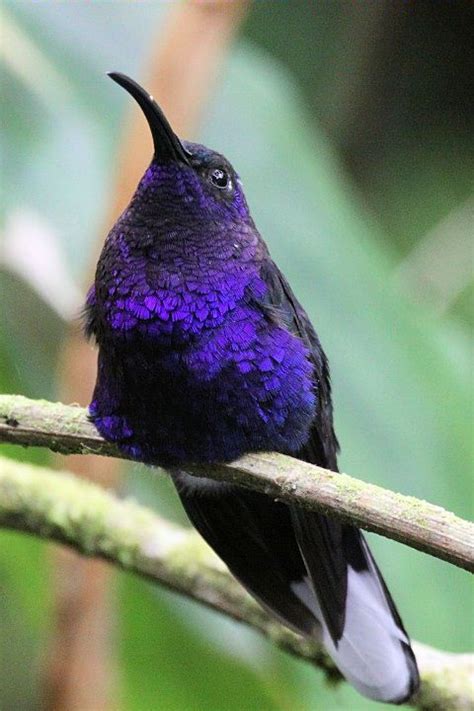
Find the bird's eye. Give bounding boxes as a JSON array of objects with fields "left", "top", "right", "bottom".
[{"left": 209, "top": 167, "right": 231, "bottom": 190}]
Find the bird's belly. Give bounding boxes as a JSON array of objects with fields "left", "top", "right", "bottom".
[{"left": 90, "top": 320, "right": 316, "bottom": 465}]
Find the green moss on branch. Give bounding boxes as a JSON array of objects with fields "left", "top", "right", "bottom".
[
  {"left": 0, "top": 394, "right": 472, "bottom": 572},
  {"left": 0, "top": 454, "right": 472, "bottom": 710}
]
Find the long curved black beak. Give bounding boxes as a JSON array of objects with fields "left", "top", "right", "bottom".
[{"left": 108, "top": 72, "right": 190, "bottom": 165}]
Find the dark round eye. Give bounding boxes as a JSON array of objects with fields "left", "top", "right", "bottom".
[{"left": 209, "top": 167, "right": 231, "bottom": 190}]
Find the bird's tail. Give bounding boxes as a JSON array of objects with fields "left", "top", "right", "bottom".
[
  {"left": 291, "top": 508, "right": 419, "bottom": 703},
  {"left": 173, "top": 471, "right": 419, "bottom": 704}
]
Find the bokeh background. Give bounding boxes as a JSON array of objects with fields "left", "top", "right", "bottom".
[{"left": 1, "top": 2, "right": 473, "bottom": 710}]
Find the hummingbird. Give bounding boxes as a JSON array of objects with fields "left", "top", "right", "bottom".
[{"left": 85, "top": 72, "right": 419, "bottom": 703}]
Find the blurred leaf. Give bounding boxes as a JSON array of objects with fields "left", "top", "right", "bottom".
[
  {"left": 2, "top": 208, "right": 82, "bottom": 319},
  {"left": 119, "top": 576, "right": 282, "bottom": 711},
  {"left": 0, "top": 269, "right": 65, "bottom": 400}
]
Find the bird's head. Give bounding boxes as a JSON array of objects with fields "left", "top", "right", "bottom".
[
  {"left": 86, "top": 73, "right": 267, "bottom": 345},
  {"left": 109, "top": 72, "right": 252, "bottom": 226}
]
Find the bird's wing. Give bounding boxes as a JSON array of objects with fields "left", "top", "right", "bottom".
[
  {"left": 172, "top": 472, "right": 320, "bottom": 637},
  {"left": 256, "top": 260, "right": 339, "bottom": 470},
  {"left": 175, "top": 259, "right": 418, "bottom": 702},
  {"left": 258, "top": 260, "right": 419, "bottom": 702},
  {"left": 172, "top": 259, "right": 341, "bottom": 643},
  {"left": 256, "top": 260, "right": 349, "bottom": 638}
]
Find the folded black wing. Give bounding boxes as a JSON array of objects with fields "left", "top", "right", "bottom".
[
  {"left": 258, "top": 261, "right": 419, "bottom": 702},
  {"left": 172, "top": 473, "right": 319, "bottom": 637},
  {"left": 175, "top": 259, "right": 418, "bottom": 702},
  {"left": 257, "top": 260, "right": 348, "bottom": 641},
  {"left": 257, "top": 260, "right": 339, "bottom": 468}
]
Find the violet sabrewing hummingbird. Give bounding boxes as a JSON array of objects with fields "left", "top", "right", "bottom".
[{"left": 85, "top": 72, "right": 419, "bottom": 703}]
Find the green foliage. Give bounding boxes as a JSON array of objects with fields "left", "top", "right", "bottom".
[{"left": 0, "top": 3, "right": 472, "bottom": 710}]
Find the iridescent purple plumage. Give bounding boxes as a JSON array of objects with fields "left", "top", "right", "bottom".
[
  {"left": 85, "top": 73, "right": 419, "bottom": 704},
  {"left": 87, "top": 148, "right": 316, "bottom": 464}
]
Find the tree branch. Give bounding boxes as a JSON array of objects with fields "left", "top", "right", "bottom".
[
  {"left": 0, "top": 454, "right": 472, "bottom": 711},
  {"left": 0, "top": 394, "right": 472, "bottom": 573}
]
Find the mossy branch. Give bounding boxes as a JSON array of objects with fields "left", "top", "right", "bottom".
[
  {"left": 0, "top": 453, "right": 472, "bottom": 710},
  {"left": 0, "top": 394, "right": 472, "bottom": 573}
]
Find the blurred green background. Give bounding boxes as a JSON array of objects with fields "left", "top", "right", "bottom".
[{"left": 0, "top": 2, "right": 473, "bottom": 710}]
